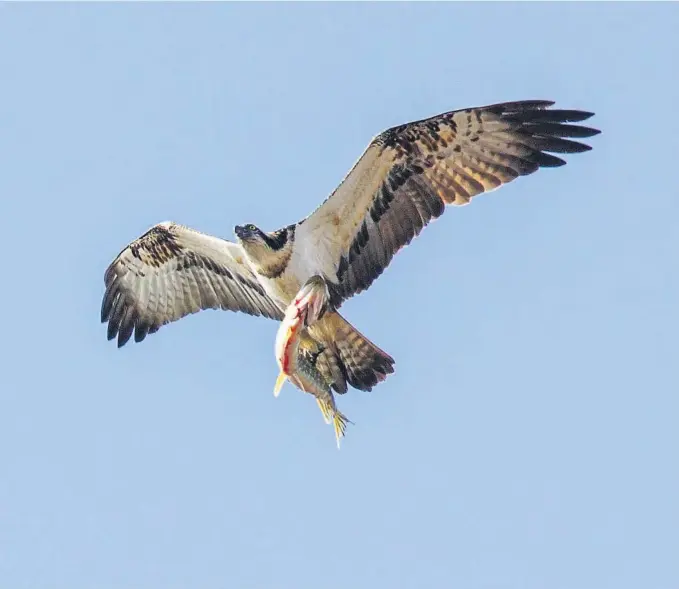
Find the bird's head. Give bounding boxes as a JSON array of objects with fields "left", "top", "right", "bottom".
[
  {"left": 234, "top": 223, "right": 264, "bottom": 244},
  {"left": 235, "top": 224, "right": 290, "bottom": 252},
  {"left": 234, "top": 224, "right": 293, "bottom": 277}
]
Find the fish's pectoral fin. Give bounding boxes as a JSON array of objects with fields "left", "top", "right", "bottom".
[{"left": 273, "top": 372, "right": 287, "bottom": 397}]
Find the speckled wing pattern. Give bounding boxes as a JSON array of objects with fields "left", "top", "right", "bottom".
[
  {"left": 295, "top": 100, "right": 600, "bottom": 306},
  {"left": 101, "top": 222, "right": 283, "bottom": 347}
]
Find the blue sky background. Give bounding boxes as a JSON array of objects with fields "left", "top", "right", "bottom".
[{"left": 1, "top": 4, "right": 677, "bottom": 589}]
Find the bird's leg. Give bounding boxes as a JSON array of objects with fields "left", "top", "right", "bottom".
[{"left": 292, "top": 275, "right": 331, "bottom": 327}]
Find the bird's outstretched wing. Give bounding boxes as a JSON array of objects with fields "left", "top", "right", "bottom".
[
  {"left": 101, "top": 222, "right": 283, "bottom": 347},
  {"left": 293, "top": 100, "right": 600, "bottom": 305}
]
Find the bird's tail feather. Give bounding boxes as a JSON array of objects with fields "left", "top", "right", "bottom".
[{"left": 307, "top": 311, "right": 395, "bottom": 394}]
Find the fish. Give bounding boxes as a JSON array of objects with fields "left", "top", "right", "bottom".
[{"left": 274, "top": 275, "right": 352, "bottom": 448}]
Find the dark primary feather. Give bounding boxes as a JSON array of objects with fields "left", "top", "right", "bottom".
[
  {"left": 101, "top": 222, "right": 283, "bottom": 347},
  {"left": 300, "top": 100, "right": 600, "bottom": 307}
]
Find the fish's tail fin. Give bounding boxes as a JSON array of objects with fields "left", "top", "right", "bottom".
[
  {"left": 332, "top": 409, "right": 351, "bottom": 450},
  {"left": 315, "top": 398, "right": 332, "bottom": 425},
  {"left": 316, "top": 398, "right": 352, "bottom": 449},
  {"left": 308, "top": 311, "right": 395, "bottom": 394}
]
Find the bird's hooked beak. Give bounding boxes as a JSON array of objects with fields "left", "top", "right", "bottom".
[{"left": 234, "top": 225, "right": 254, "bottom": 241}]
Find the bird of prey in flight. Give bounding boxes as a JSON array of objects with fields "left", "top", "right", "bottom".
[{"left": 101, "top": 99, "right": 600, "bottom": 395}]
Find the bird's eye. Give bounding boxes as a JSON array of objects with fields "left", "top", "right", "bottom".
[{"left": 247, "top": 224, "right": 257, "bottom": 232}]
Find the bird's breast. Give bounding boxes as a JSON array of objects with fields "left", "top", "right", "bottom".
[
  {"left": 256, "top": 241, "right": 336, "bottom": 308},
  {"left": 258, "top": 270, "right": 303, "bottom": 308}
]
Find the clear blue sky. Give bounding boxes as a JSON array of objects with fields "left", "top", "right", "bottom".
[{"left": 1, "top": 4, "right": 677, "bottom": 589}]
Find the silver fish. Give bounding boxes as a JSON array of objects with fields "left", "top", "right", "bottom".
[{"left": 274, "top": 276, "right": 351, "bottom": 448}]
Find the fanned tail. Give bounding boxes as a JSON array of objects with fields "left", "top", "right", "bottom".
[{"left": 307, "top": 311, "right": 395, "bottom": 394}]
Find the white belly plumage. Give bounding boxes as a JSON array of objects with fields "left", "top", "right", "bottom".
[
  {"left": 241, "top": 232, "right": 341, "bottom": 310},
  {"left": 258, "top": 247, "right": 337, "bottom": 309},
  {"left": 258, "top": 270, "right": 304, "bottom": 309}
]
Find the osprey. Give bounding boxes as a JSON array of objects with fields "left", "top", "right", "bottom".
[{"left": 101, "top": 99, "right": 599, "bottom": 394}]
